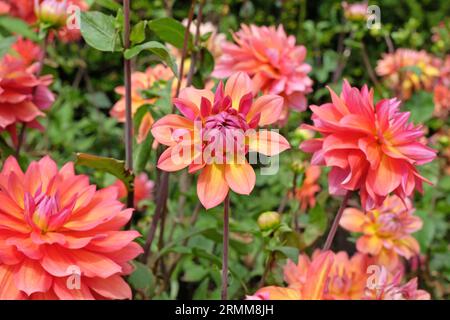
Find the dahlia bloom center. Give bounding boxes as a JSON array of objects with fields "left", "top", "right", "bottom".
[{"left": 24, "top": 192, "right": 73, "bottom": 233}]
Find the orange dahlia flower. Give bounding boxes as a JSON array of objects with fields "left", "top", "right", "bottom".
[
  {"left": 0, "top": 156, "right": 142, "bottom": 299},
  {"left": 294, "top": 165, "right": 321, "bottom": 211},
  {"left": 300, "top": 80, "right": 436, "bottom": 210},
  {"left": 340, "top": 195, "right": 422, "bottom": 269},
  {"left": 213, "top": 24, "right": 313, "bottom": 123},
  {"left": 113, "top": 173, "right": 154, "bottom": 211},
  {"left": 247, "top": 250, "right": 428, "bottom": 300},
  {"left": 376, "top": 49, "right": 440, "bottom": 100},
  {"left": 151, "top": 72, "right": 290, "bottom": 209},
  {"left": 111, "top": 64, "right": 174, "bottom": 143},
  {"left": 247, "top": 251, "right": 334, "bottom": 300},
  {"left": 0, "top": 38, "right": 55, "bottom": 144}
]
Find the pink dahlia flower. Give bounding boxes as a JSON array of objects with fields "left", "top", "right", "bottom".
[
  {"left": 0, "top": 38, "right": 55, "bottom": 145},
  {"left": 0, "top": 0, "right": 36, "bottom": 23},
  {"left": 151, "top": 72, "right": 290, "bottom": 209},
  {"left": 213, "top": 24, "right": 313, "bottom": 123},
  {"left": 0, "top": 156, "right": 142, "bottom": 299},
  {"left": 300, "top": 80, "right": 436, "bottom": 210}
]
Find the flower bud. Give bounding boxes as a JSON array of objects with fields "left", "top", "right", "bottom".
[
  {"left": 293, "top": 128, "right": 315, "bottom": 142},
  {"left": 35, "top": 0, "right": 68, "bottom": 28},
  {"left": 257, "top": 211, "right": 280, "bottom": 231},
  {"left": 438, "top": 134, "right": 449, "bottom": 147},
  {"left": 291, "top": 160, "right": 305, "bottom": 174}
]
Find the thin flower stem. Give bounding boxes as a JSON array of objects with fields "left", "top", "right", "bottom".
[
  {"left": 360, "top": 42, "right": 383, "bottom": 96},
  {"left": 322, "top": 191, "right": 351, "bottom": 251},
  {"left": 14, "top": 123, "right": 27, "bottom": 158},
  {"left": 186, "top": 0, "right": 205, "bottom": 85},
  {"left": 142, "top": 0, "right": 196, "bottom": 262},
  {"left": 174, "top": 1, "right": 196, "bottom": 101},
  {"left": 123, "top": 0, "right": 134, "bottom": 210},
  {"left": 222, "top": 193, "right": 230, "bottom": 300},
  {"left": 259, "top": 251, "right": 275, "bottom": 288}
]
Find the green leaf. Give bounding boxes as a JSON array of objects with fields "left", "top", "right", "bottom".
[
  {"left": 93, "top": 0, "right": 121, "bottom": 11},
  {"left": 0, "top": 36, "right": 16, "bottom": 59},
  {"left": 128, "top": 261, "right": 155, "bottom": 297},
  {"left": 403, "top": 91, "right": 435, "bottom": 124},
  {"left": 0, "top": 16, "right": 38, "bottom": 41},
  {"left": 80, "top": 11, "right": 122, "bottom": 52},
  {"left": 75, "top": 153, "right": 134, "bottom": 191},
  {"left": 183, "top": 264, "right": 208, "bottom": 282},
  {"left": 414, "top": 209, "right": 436, "bottom": 252},
  {"left": 124, "top": 41, "right": 178, "bottom": 76},
  {"left": 270, "top": 246, "right": 299, "bottom": 264},
  {"left": 0, "top": 136, "right": 15, "bottom": 160},
  {"left": 131, "top": 21, "right": 148, "bottom": 45},
  {"left": 134, "top": 125, "right": 153, "bottom": 173},
  {"left": 148, "top": 17, "right": 192, "bottom": 50},
  {"left": 302, "top": 204, "right": 328, "bottom": 246}
]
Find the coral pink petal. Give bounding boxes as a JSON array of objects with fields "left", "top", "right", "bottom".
[
  {"left": 247, "top": 94, "right": 284, "bottom": 126},
  {"left": 224, "top": 162, "right": 256, "bottom": 195},
  {"left": 248, "top": 130, "right": 290, "bottom": 156},
  {"left": 197, "top": 164, "right": 229, "bottom": 209}
]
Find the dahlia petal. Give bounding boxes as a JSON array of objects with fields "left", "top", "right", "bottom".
[
  {"left": 30, "top": 290, "right": 59, "bottom": 300},
  {"left": 393, "top": 143, "right": 437, "bottom": 165},
  {"left": 0, "top": 264, "right": 26, "bottom": 300},
  {"left": 1, "top": 156, "right": 24, "bottom": 178},
  {"left": 303, "top": 251, "right": 334, "bottom": 300},
  {"left": 0, "top": 239, "right": 23, "bottom": 264},
  {"left": 328, "top": 167, "right": 350, "bottom": 195},
  {"left": 356, "top": 235, "right": 383, "bottom": 255},
  {"left": 173, "top": 98, "right": 200, "bottom": 121},
  {"left": 7, "top": 236, "right": 43, "bottom": 259},
  {"left": 300, "top": 138, "right": 323, "bottom": 153},
  {"left": 0, "top": 192, "right": 23, "bottom": 219},
  {"left": 340, "top": 208, "right": 366, "bottom": 232},
  {"left": 250, "top": 286, "right": 301, "bottom": 300},
  {"left": 0, "top": 105, "right": 16, "bottom": 128},
  {"left": 179, "top": 87, "right": 214, "bottom": 110},
  {"left": 224, "top": 162, "right": 256, "bottom": 195},
  {"left": 247, "top": 94, "right": 283, "bottom": 126},
  {"left": 64, "top": 203, "right": 124, "bottom": 231},
  {"left": 93, "top": 208, "right": 133, "bottom": 232},
  {"left": 358, "top": 138, "right": 381, "bottom": 169},
  {"left": 137, "top": 112, "right": 153, "bottom": 144},
  {"left": 286, "top": 91, "right": 307, "bottom": 111},
  {"left": 151, "top": 114, "right": 193, "bottom": 147},
  {"left": 53, "top": 277, "right": 94, "bottom": 300},
  {"left": 197, "top": 164, "right": 229, "bottom": 209},
  {"left": 224, "top": 72, "right": 254, "bottom": 109},
  {"left": 103, "top": 242, "right": 143, "bottom": 263},
  {"left": 14, "top": 259, "right": 52, "bottom": 296},
  {"left": 248, "top": 130, "right": 290, "bottom": 156},
  {"left": 0, "top": 213, "right": 30, "bottom": 233},
  {"left": 157, "top": 145, "right": 192, "bottom": 172},
  {"left": 85, "top": 275, "right": 132, "bottom": 300},
  {"left": 367, "top": 156, "right": 402, "bottom": 196},
  {"left": 87, "top": 230, "right": 140, "bottom": 253}
]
